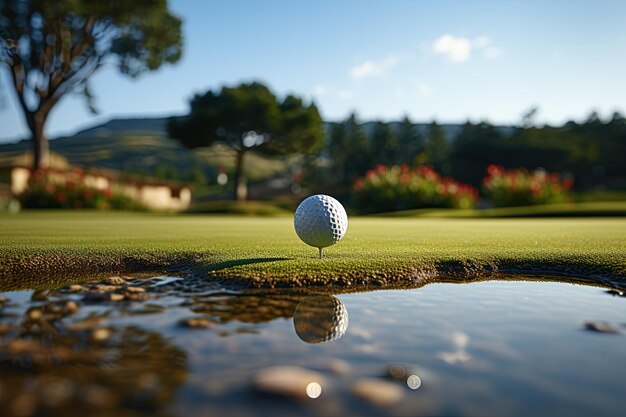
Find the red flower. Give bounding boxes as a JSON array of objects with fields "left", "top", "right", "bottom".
[
  {"left": 487, "top": 164, "right": 504, "bottom": 177},
  {"left": 354, "top": 179, "right": 364, "bottom": 190},
  {"left": 563, "top": 178, "right": 574, "bottom": 190},
  {"left": 375, "top": 164, "right": 387, "bottom": 174},
  {"left": 55, "top": 192, "right": 67, "bottom": 203}
]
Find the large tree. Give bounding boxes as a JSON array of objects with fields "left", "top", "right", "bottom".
[
  {"left": 423, "top": 121, "right": 450, "bottom": 174},
  {"left": 167, "top": 81, "right": 323, "bottom": 200},
  {"left": 0, "top": 0, "right": 183, "bottom": 170}
]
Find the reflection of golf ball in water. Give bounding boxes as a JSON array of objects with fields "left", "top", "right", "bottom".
[
  {"left": 294, "top": 194, "right": 348, "bottom": 258},
  {"left": 293, "top": 295, "right": 349, "bottom": 344}
]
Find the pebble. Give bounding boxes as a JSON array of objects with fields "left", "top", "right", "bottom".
[
  {"left": 10, "top": 393, "right": 36, "bottom": 417},
  {"left": 31, "top": 290, "right": 51, "bottom": 301},
  {"left": 181, "top": 318, "right": 216, "bottom": 329},
  {"left": 95, "top": 285, "right": 121, "bottom": 292},
  {"left": 125, "top": 286, "right": 146, "bottom": 293},
  {"left": 67, "top": 316, "right": 105, "bottom": 331},
  {"left": 40, "top": 379, "right": 74, "bottom": 407},
  {"left": 584, "top": 321, "right": 621, "bottom": 334},
  {"left": 63, "top": 300, "right": 79, "bottom": 314},
  {"left": 352, "top": 378, "right": 404, "bottom": 406},
  {"left": 124, "top": 292, "right": 150, "bottom": 301},
  {"left": 27, "top": 308, "right": 43, "bottom": 320},
  {"left": 104, "top": 276, "right": 127, "bottom": 285},
  {"left": 252, "top": 366, "right": 326, "bottom": 399},
  {"left": 91, "top": 328, "right": 111, "bottom": 341},
  {"left": 326, "top": 358, "right": 352, "bottom": 375},
  {"left": 83, "top": 384, "right": 117, "bottom": 407},
  {"left": 108, "top": 293, "right": 126, "bottom": 302},
  {"left": 68, "top": 285, "right": 87, "bottom": 293},
  {"left": 385, "top": 363, "right": 409, "bottom": 380},
  {"left": 0, "top": 323, "right": 13, "bottom": 334}
]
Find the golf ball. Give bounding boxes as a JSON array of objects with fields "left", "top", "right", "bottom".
[
  {"left": 294, "top": 194, "right": 348, "bottom": 253},
  {"left": 293, "top": 295, "right": 349, "bottom": 344}
]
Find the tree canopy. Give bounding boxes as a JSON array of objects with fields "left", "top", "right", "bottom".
[
  {"left": 167, "top": 81, "right": 323, "bottom": 200},
  {"left": 0, "top": 0, "right": 183, "bottom": 169}
]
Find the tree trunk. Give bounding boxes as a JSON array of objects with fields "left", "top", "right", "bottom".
[
  {"left": 30, "top": 112, "right": 50, "bottom": 171},
  {"left": 233, "top": 150, "right": 247, "bottom": 201}
]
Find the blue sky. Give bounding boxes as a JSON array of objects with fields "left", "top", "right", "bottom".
[{"left": 1, "top": 0, "right": 626, "bottom": 142}]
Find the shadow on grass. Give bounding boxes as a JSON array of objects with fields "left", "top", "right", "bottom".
[{"left": 206, "top": 257, "right": 292, "bottom": 271}]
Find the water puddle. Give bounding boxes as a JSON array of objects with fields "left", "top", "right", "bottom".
[{"left": 0, "top": 276, "right": 624, "bottom": 416}]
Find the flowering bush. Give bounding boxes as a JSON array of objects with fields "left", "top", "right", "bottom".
[
  {"left": 19, "top": 170, "right": 145, "bottom": 211},
  {"left": 483, "top": 165, "right": 573, "bottom": 207},
  {"left": 353, "top": 164, "right": 478, "bottom": 213}
]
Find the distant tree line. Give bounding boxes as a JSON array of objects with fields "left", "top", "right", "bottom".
[{"left": 304, "top": 111, "right": 626, "bottom": 198}]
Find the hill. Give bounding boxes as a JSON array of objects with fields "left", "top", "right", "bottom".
[
  {"left": 0, "top": 116, "right": 515, "bottom": 192},
  {"left": 0, "top": 117, "right": 289, "bottom": 186}
]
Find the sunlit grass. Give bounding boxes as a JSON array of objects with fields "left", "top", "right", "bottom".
[{"left": 1, "top": 211, "right": 624, "bottom": 291}]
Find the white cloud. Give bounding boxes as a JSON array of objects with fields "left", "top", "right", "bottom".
[
  {"left": 432, "top": 34, "right": 472, "bottom": 63},
  {"left": 349, "top": 54, "right": 400, "bottom": 80},
  {"left": 432, "top": 34, "right": 502, "bottom": 63}
]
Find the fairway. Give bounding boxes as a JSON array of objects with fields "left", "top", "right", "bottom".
[{"left": 1, "top": 212, "right": 625, "bottom": 290}]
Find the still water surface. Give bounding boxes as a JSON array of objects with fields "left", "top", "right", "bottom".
[{"left": 0, "top": 277, "right": 624, "bottom": 416}]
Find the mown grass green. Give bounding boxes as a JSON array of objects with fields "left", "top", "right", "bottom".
[
  {"left": 1, "top": 212, "right": 625, "bottom": 291},
  {"left": 378, "top": 201, "right": 626, "bottom": 218}
]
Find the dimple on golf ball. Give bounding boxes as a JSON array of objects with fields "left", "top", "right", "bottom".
[{"left": 294, "top": 194, "right": 348, "bottom": 257}]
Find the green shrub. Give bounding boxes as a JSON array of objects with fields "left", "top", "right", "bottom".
[
  {"left": 353, "top": 164, "right": 478, "bottom": 213},
  {"left": 19, "top": 170, "right": 146, "bottom": 211},
  {"left": 483, "top": 165, "right": 573, "bottom": 207}
]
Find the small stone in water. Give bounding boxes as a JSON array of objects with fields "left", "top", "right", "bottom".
[
  {"left": 83, "top": 384, "right": 117, "bottom": 407},
  {"left": 40, "top": 378, "right": 74, "bottom": 407},
  {"left": 95, "top": 285, "right": 121, "bottom": 292},
  {"left": 31, "top": 290, "right": 50, "bottom": 301},
  {"left": 63, "top": 300, "right": 79, "bottom": 314},
  {"left": 326, "top": 358, "right": 352, "bottom": 375},
  {"left": 181, "top": 318, "right": 215, "bottom": 329},
  {"left": 27, "top": 308, "right": 43, "bottom": 320},
  {"left": 385, "top": 363, "right": 408, "bottom": 380},
  {"left": 67, "top": 285, "right": 86, "bottom": 293},
  {"left": 104, "top": 276, "right": 127, "bottom": 285},
  {"left": 108, "top": 293, "right": 126, "bottom": 302},
  {"left": 352, "top": 378, "right": 404, "bottom": 406},
  {"left": 0, "top": 323, "right": 13, "bottom": 334},
  {"left": 253, "top": 366, "right": 326, "bottom": 400},
  {"left": 125, "top": 286, "right": 146, "bottom": 293},
  {"left": 91, "top": 328, "right": 111, "bottom": 341},
  {"left": 10, "top": 393, "right": 36, "bottom": 417},
  {"left": 584, "top": 321, "right": 621, "bottom": 334}
]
